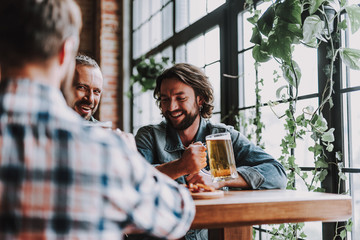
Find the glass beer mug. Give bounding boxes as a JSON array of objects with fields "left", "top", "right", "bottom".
[{"left": 205, "top": 132, "right": 238, "bottom": 182}]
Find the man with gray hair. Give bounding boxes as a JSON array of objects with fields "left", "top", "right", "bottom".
[
  {"left": 0, "top": 0, "right": 195, "bottom": 239},
  {"left": 64, "top": 54, "right": 103, "bottom": 121}
]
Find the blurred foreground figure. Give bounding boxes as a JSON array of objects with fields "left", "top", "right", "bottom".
[{"left": 0, "top": 1, "right": 195, "bottom": 239}]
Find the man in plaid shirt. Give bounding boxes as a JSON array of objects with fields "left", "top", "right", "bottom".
[{"left": 0, "top": 0, "right": 195, "bottom": 239}]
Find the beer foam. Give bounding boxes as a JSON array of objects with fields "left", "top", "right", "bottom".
[{"left": 206, "top": 133, "right": 231, "bottom": 140}]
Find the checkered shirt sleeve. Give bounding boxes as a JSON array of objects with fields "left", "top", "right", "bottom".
[{"left": 0, "top": 79, "right": 195, "bottom": 239}]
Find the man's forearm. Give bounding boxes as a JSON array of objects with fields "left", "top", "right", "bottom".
[{"left": 155, "top": 158, "right": 187, "bottom": 179}]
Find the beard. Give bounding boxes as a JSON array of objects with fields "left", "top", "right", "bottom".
[{"left": 165, "top": 105, "right": 200, "bottom": 131}]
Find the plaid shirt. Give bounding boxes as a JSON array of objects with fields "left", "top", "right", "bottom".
[{"left": 0, "top": 79, "right": 195, "bottom": 240}]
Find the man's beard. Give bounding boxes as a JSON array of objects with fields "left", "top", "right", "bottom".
[{"left": 165, "top": 108, "right": 200, "bottom": 130}]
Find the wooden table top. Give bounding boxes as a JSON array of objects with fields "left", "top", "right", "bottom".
[{"left": 191, "top": 189, "right": 352, "bottom": 229}]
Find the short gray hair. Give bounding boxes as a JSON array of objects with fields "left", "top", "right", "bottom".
[{"left": 75, "top": 54, "right": 100, "bottom": 69}]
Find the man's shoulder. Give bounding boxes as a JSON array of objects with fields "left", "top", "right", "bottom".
[
  {"left": 136, "top": 121, "right": 167, "bottom": 135},
  {"left": 204, "top": 119, "right": 235, "bottom": 132}
]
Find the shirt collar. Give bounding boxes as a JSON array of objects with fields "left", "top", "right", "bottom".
[{"left": 164, "top": 117, "right": 208, "bottom": 152}]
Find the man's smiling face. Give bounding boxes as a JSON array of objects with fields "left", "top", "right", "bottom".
[
  {"left": 66, "top": 65, "right": 103, "bottom": 120},
  {"left": 160, "top": 77, "right": 201, "bottom": 130}
]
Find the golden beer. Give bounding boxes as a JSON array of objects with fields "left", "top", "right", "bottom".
[{"left": 206, "top": 132, "right": 238, "bottom": 182}]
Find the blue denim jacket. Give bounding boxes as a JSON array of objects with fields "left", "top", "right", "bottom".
[
  {"left": 135, "top": 118, "right": 287, "bottom": 189},
  {"left": 134, "top": 118, "right": 287, "bottom": 240}
]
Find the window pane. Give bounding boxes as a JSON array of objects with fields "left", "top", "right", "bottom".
[
  {"left": 151, "top": 0, "right": 162, "bottom": 15},
  {"left": 205, "top": 62, "right": 221, "bottom": 113},
  {"left": 161, "top": 46, "right": 173, "bottom": 60},
  {"left": 132, "top": 29, "right": 141, "bottom": 59},
  {"left": 211, "top": 113, "right": 221, "bottom": 123},
  {"left": 140, "top": 0, "right": 151, "bottom": 24},
  {"left": 207, "top": 0, "right": 225, "bottom": 13},
  {"left": 140, "top": 22, "right": 150, "bottom": 55},
  {"left": 175, "top": 0, "right": 189, "bottom": 32},
  {"left": 150, "top": 12, "right": 162, "bottom": 48},
  {"left": 132, "top": 83, "right": 162, "bottom": 133},
  {"left": 347, "top": 25, "right": 360, "bottom": 88},
  {"left": 189, "top": 0, "right": 206, "bottom": 24},
  {"left": 187, "top": 35, "right": 205, "bottom": 67},
  {"left": 205, "top": 26, "right": 220, "bottom": 64},
  {"left": 133, "top": 0, "right": 141, "bottom": 29},
  {"left": 293, "top": 45, "right": 318, "bottom": 96},
  {"left": 162, "top": 2, "right": 173, "bottom": 41},
  {"left": 175, "top": 44, "right": 186, "bottom": 63},
  {"left": 347, "top": 91, "right": 360, "bottom": 168}
]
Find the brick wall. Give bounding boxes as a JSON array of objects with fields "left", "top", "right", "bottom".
[{"left": 75, "top": 0, "right": 124, "bottom": 129}]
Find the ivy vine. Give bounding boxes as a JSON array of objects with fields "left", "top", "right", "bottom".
[{"left": 239, "top": 0, "right": 360, "bottom": 239}]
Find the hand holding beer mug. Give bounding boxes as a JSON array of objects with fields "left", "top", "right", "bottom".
[{"left": 206, "top": 132, "right": 238, "bottom": 182}]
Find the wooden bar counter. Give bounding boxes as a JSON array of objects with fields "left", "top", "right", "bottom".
[{"left": 191, "top": 189, "right": 352, "bottom": 240}]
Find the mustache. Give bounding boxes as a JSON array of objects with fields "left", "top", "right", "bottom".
[{"left": 76, "top": 100, "right": 94, "bottom": 108}]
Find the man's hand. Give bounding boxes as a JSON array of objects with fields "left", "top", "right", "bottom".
[
  {"left": 186, "top": 170, "right": 220, "bottom": 189},
  {"left": 179, "top": 142, "right": 207, "bottom": 175}
]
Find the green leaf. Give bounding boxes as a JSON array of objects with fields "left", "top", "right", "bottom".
[
  {"left": 257, "top": 4, "right": 275, "bottom": 36},
  {"left": 275, "top": 0, "right": 302, "bottom": 24},
  {"left": 336, "top": 151, "right": 343, "bottom": 161},
  {"left": 339, "top": 47, "right": 360, "bottom": 70},
  {"left": 318, "top": 169, "right": 328, "bottom": 181},
  {"left": 276, "top": 20, "right": 303, "bottom": 42},
  {"left": 309, "top": 0, "right": 326, "bottom": 15},
  {"left": 303, "top": 15, "right": 326, "bottom": 47},
  {"left": 345, "top": 4, "right": 360, "bottom": 34},
  {"left": 247, "top": 10, "right": 260, "bottom": 25},
  {"left": 326, "top": 143, "right": 334, "bottom": 152},
  {"left": 315, "top": 159, "right": 329, "bottom": 168},
  {"left": 276, "top": 85, "right": 288, "bottom": 99},
  {"left": 322, "top": 128, "right": 335, "bottom": 142},
  {"left": 252, "top": 44, "right": 271, "bottom": 62},
  {"left": 250, "top": 27, "right": 262, "bottom": 45},
  {"left": 338, "top": 19, "right": 348, "bottom": 30},
  {"left": 268, "top": 34, "right": 293, "bottom": 62},
  {"left": 281, "top": 60, "right": 301, "bottom": 88},
  {"left": 345, "top": 219, "right": 353, "bottom": 231},
  {"left": 339, "top": 172, "right": 347, "bottom": 181},
  {"left": 340, "top": 229, "right": 347, "bottom": 239}
]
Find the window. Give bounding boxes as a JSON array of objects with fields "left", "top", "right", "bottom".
[{"left": 131, "top": 1, "right": 360, "bottom": 238}]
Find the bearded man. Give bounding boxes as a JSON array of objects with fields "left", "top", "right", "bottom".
[
  {"left": 64, "top": 54, "right": 103, "bottom": 122},
  {"left": 135, "top": 63, "right": 287, "bottom": 239}
]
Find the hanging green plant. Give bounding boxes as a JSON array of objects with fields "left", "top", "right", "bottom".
[
  {"left": 131, "top": 56, "right": 170, "bottom": 92},
  {"left": 241, "top": 0, "right": 360, "bottom": 239}
]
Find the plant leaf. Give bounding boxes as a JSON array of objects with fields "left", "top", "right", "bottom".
[
  {"left": 322, "top": 128, "right": 335, "bottom": 142},
  {"left": 340, "top": 229, "right": 347, "bottom": 239},
  {"left": 275, "top": 0, "right": 302, "bottom": 25},
  {"left": 309, "top": 0, "right": 326, "bottom": 15},
  {"left": 252, "top": 44, "right": 271, "bottom": 62},
  {"left": 281, "top": 60, "right": 301, "bottom": 88},
  {"left": 268, "top": 34, "right": 292, "bottom": 62},
  {"left": 257, "top": 4, "right": 275, "bottom": 36},
  {"left": 303, "top": 15, "right": 326, "bottom": 46},
  {"left": 339, "top": 47, "right": 360, "bottom": 70},
  {"left": 276, "top": 85, "right": 288, "bottom": 99},
  {"left": 250, "top": 27, "right": 262, "bottom": 44},
  {"left": 345, "top": 4, "right": 360, "bottom": 34}
]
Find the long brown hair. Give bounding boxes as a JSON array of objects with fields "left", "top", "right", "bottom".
[{"left": 154, "top": 63, "right": 214, "bottom": 118}]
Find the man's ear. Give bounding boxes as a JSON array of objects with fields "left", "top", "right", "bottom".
[
  {"left": 58, "top": 37, "right": 77, "bottom": 66},
  {"left": 197, "top": 95, "right": 205, "bottom": 107}
]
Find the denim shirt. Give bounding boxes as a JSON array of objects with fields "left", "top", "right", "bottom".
[{"left": 135, "top": 118, "right": 287, "bottom": 190}]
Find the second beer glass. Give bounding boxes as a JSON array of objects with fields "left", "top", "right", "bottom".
[{"left": 206, "top": 132, "right": 238, "bottom": 182}]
